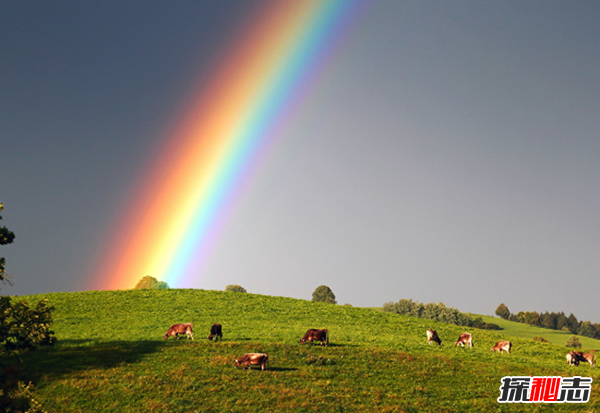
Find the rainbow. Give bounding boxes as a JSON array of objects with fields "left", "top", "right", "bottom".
[{"left": 89, "top": 0, "right": 361, "bottom": 290}]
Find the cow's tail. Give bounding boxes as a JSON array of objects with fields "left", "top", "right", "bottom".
[{"left": 325, "top": 329, "right": 329, "bottom": 346}]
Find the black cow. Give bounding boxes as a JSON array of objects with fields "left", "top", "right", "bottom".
[{"left": 208, "top": 323, "right": 222, "bottom": 341}]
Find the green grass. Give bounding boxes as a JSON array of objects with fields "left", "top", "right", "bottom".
[{"left": 5, "top": 289, "right": 600, "bottom": 412}]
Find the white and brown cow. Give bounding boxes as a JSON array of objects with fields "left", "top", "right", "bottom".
[
  {"left": 235, "top": 353, "right": 269, "bottom": 371},
  {"left": 491, "top": 340, "right": 511, "bottom": 354},
  {"left": 455, "top": 333, "right": 473, "bottom": 348},
  {"left": 299, "top": 329, "right": 329, "bottom": 346},
  {"left": 426, "top": 329, "right": 442, "bottom": 345},
  {"left": 164, "top": 323, "right": 194, "bottom": 340},
  {"left": 566, "top": 351, "right": 580, "bottom": 366}
]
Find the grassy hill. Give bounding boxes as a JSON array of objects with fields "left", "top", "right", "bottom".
[{"left": 6, "top": 289, "right": 599, "bottom": 412}]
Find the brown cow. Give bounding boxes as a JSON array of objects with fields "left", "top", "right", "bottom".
[
  {"left": 568, "top": 351, "right": 596, "bottom": 367},
  {"left": 235, "top": 353, "right": 268, "bottom": 371},
  {"left": 208, "top": 323, "right": 222, "bottom": 341},
  {"left": 455, "top": 333, "right": 473, "bottom": 348},
  {"left": 491, "top": 340, "right": 511, "bottom": 354},
  {"left": 299, "top": 329, "right": 328, "bottom": 346},
  {"left": 164, "top": 323, "right": 193, "bottom": 340},
  {"left": 426, "top": 329, "right": 442, "bottom": 345}
]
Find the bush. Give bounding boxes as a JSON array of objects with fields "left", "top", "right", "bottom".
[
  {"left": 565, "top": 336, "right": 582, "bottom": 348},
  {"left": 134, "top": 276, "right": 169, "bottom": 290},
  {"left": 532, "top": 336, "right": 549, "bottom": 343},
  {"left": 311, "top": 285, "right": 336, "bottom": 304},
  {"left": 224, "top": 285, "right": 247, "bottom": 293}
]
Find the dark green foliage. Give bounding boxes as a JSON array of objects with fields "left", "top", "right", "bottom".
[
  {"left": 532, "top": 336, "right": 550, "bottom": 343},
  {"left": 133, "top": 276, "right": 169, "bottom": 290},
  {"left": 0, "top": 297, "right": 56, "bottom": 352},
  {"left": 224, "top": 284, "right": 247, "bottom": 293},
  {"left": 311, "top": 285, "right": 336, "bottom": 304},
  {"left": 0, "top": 203, "right": 16, "bottom": 284},
  {"left": 382, "top": 299, "right": 493, "bottom": 328},
  {"left": 0, "top": 204, "right": 55, "bottom": 413},
  {"left": 565, "top": 336, "right": 582, "bottom": 348},
  {"left": 500, "top": 306, "right": 600, "bottom": 340},
  {"left": 494, "top": 303, "right": 510, "bottom": 319}
]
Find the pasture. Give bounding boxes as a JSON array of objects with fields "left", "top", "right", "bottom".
[{"left": 6, "top": 289, "right": 600, "bottom": 412}]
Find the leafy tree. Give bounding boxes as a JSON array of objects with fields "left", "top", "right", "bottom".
[
  {"left": 494, "top": 303, "right": 510, "bottom": 319},
  {"left": 312, "top": 285, "right": 336, "bottom": 304},
  {"left": 0, "top": 203, "right": 55, "bottom": 412},
  {"left": 565, "top": 336, "right": 582, "bottom": 349},
  {"left": 224, "top": 284, "right": 247, "bottom": 293},
  {"left": 134, "top": 276, "right": 169, "bottom": 290},
  {"left": 566, "top": 313, "right": 579, "bottom": 334},
  {"left": 577, "top": 321, "right": 597, "bottom": 339},
  {"left": 0, "top": 203, "right": 16, "bottom": 285}
]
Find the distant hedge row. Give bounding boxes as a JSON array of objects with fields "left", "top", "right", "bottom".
[{"left": 383, "top": 299, "right": 501, "bottom": 330}]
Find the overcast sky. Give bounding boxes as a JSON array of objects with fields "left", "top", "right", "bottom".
[{"left": 2, "top": 1, "right": 599, "bottom": 321}]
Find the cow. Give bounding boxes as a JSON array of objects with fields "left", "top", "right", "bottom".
[
  {"left": 208, "top": 323, "right": 222, "bottom": 341},
  {"left": 299, "top": 329, "right": 328, "bottom": 346},
  {"left": 455, "top": 333, "right": 473, "bottom": 348},
  {"left": 568, "top": 351, "right": 596, "bottom": 367},
  {"left": 235, "top": 353, "right": 268, "bottom": 371},
  {"left": 566, "top": 351, "right": 580, "bottom": 366},
  {"left": 579, "top": 352, "right": 596, "bottom": 367},
  {"left": 491, "top": 340, "right": 511, "bottom": 354},
  {"left": 164, "top": 323, "right": 193, "bottom": 340},
  {"left": 426, "top": 329, "right": 442, "bottom": 345}
]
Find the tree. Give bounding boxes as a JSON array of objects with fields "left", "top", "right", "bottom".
[
  {"left": 311, "top": 285, "right": 336, "bottom": 304},
  {"left": 495, "top": 303, "right": 510, "bottom": 319},
  {"left": 224, "top": 285, "right": 247, "bottom": 293},
  {"left": 1, "top": 203, "right": 55, "bottom": 412},
  {"left": 0, "top": 203, "right": 16, "bottom": 285},
  {"left": 133, "top": 276, "right": 169, "bottom": 290}
]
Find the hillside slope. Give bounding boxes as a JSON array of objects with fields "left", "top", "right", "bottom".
[{"left": 9, "top": 290, "right": 599, "bottom": 412}]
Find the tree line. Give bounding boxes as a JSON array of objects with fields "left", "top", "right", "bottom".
[
  {"left": 495, "top": 303, "right": 600, "bottom": 340},
  {"left": 383, "top": 298, "right": 500, "bottom": 330}
]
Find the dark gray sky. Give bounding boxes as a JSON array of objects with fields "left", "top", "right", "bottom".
[{"left": 2, "top": 1, "right": 599, "bottom": 321}]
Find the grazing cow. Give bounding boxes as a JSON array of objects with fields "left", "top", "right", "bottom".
[
  {"left": 491, "top": 340, "right": 511, "bottom": 354},
  {"left": 208, "top": 323, "right": 222, "bottom": 341},
  {"left": 426, "top": 329, "right": 442, "bottom": 345},
  {"left": 164, "top": 323, "right": 194, "bottom": 340},
  {"left": 299, "top": 329, "right": 329, "bottom": 346},
  {"left": 566, "top": 351, "right": 580, "bottom": 366},
  {"left": 579, "top": 352, "right": 596, "bottom": 367},
  {"left": 569, "top": 351, "right": 596, "bottom": 367},
  {"left": 455, "top": 333, "right": 473, "bottom": 348},
  {"left": 235, "top": 353, "right": 268, "bottom": 371}
]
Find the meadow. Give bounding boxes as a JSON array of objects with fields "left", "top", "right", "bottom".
[{"left": 6, "top": 289, "right": 600, "bottom": 412}]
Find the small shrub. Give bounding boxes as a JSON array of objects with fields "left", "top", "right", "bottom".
[
  {"left": 134, "top": 276, "right": 169, "bottom": 290},
  {"left": 566, "top": 336, "right": 582, "bottom": 348},
  {"left": 224, "top": 285, "right": 247, "bottom": 293},
  {"left": 532, "top": 336, "right": 549, "bottom": 343},
  {"left": 312, "top": 285, "right": 336, "bottom": 304}
]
